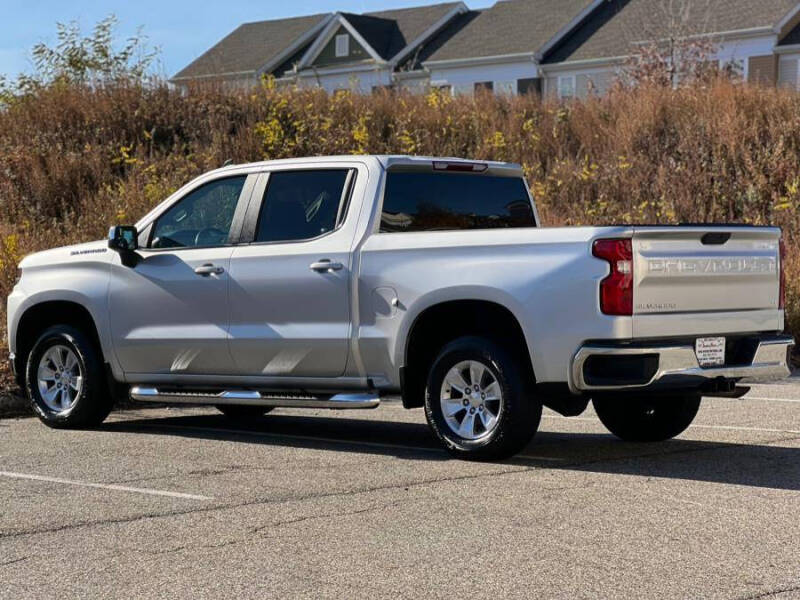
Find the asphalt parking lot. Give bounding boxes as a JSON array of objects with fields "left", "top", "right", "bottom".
[{"left": 2, "top": 380, "right": 800, "bottom": 599}]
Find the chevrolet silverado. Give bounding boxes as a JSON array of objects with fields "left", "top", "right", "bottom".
[{"left": 6, "top": 155, "right": 794, "bottom": 459}]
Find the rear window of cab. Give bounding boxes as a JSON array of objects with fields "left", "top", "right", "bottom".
[{"left": 380, "top": 171, "right": 536, "bottom": 233}]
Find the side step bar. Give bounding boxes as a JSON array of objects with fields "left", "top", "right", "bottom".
[{"left": 129, "top": 386, "right": 380, "bottom": 410}]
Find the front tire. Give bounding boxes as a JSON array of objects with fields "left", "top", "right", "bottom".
[
  {"left": 593, "top": 394, "right": 701, "bottom": 442},
  {"left": 424, "top": 336, "right": 541, "bottom": 461},
  {"left": 25, "top": 325, "right": 112, "bottom": 429}
]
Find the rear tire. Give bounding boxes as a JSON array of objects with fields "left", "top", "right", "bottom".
[
  {"left": 593, "top": 394, "right": 701, "bottom": 442},
  {"left": 216, "top": 405, "right": 274, "bottom": 421},
  {"left": 424, "top": 336, "right": 541, "bottom": 461},
  {"left": 25, "top": 325, "right": 112, "bottom": 429}
]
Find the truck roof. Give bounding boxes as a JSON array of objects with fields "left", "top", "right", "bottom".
[{"left": 206, "top": 155, "right": 523, "bottom": 176}]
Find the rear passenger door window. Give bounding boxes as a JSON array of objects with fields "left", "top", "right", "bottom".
[{"left": 255, "top": 170, "right": 350, "bottom": 243}]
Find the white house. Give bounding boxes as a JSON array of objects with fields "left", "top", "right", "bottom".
[
  {"left": 289, "top": 4, "right": 467, "bottom": 93},
  {"left": 172, "top": 3, "right": 470, "bottom": 94},
  {"left": 539, "top": 0, "right": 800, "bottom": 99},
  {"left": 406, "top": 0, "right": 604, "bottom": 97},
  {"left": 172, "top": 0, "right": 800, "bottom": 98}
]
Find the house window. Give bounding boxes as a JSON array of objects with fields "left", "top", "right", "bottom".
[
  {"left": 496, "top": 81, "right": 515, "bottom": 96},
  {"left": 335, "top": 34, "right": 350, "bottom": 58},
  {"left": 720, "top": 58, "right": 745, "bottom": 81},
  {"left": 557, "top": 75, "right": 576, "bottom": 100},
  {"left": 474, "top": 81, "right": 494, "bottom": 93},
  {"left": 517, "top": 78, "right": 542, "bottom": 96},
  {"left": 430, "top": 82, "right": 453, "bottom": 96},
  {"left": 797, "top": 60, "right": 800, "bottom": 91},
  {"left": 747, "top": 55, "right": 776, "bottom": 85}
]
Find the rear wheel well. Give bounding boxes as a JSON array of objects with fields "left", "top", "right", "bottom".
[
  {"left": 14, "top": 301, "right": 104, "bottom": 383},
  {"left": 402, "top": 300, "right": 533, "bottom": 409}
]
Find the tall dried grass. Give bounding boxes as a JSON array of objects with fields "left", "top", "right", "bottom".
[{"left": 1, "top": 79, "right": 798, "bottom": 381}]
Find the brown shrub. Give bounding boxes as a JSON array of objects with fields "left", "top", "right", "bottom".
[{"left": 0, "top": 79, "right": 797, "bottom": 379}]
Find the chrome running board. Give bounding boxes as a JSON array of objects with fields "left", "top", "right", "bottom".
[{"left": 129, "top": 386, "right": 380, "bottom": 409}]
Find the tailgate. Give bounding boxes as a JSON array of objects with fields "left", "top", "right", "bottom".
[{"left": 632, "top": 226, "right": 782, "bottom": 337}]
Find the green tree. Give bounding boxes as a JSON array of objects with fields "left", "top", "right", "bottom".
[{"left": 20, "top": 15, "right": 159, "bottom": 88}]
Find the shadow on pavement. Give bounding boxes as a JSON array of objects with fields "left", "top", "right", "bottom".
[{"left": 101, "top": 412, "right": 800, "bottom": 491}]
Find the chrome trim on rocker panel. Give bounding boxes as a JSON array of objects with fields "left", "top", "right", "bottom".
[
  {"left": 129, "top": 386, "right": 380, "bottom": 409},
  {"left": 571, "top": 335, "right": 794, "bottom": 393}
]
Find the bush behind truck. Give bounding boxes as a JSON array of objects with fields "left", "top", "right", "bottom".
[{"left": 1, "top": 79, "right": 799, "bottom": 394}]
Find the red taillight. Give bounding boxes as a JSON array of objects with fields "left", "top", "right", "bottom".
[
  {"left": 593, "top": 238, "right": 634, "bottom": 316},
  {"left": 779, "top": 237, "right": 786, "bottom": 310}
]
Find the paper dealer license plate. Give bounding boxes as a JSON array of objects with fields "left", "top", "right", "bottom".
[{"left": 695, "top": 337, "right": 726, "bottom": 367}]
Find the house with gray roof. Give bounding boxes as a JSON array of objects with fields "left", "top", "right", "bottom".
[
  {"left": 540, "top": 0, "right": 800, "bottom": 99},
  {"left": 172, "top": 0, "right": 800, "bottom": 97},
  {"left": 171, "top": 13, "right": 334, "bottom": 88},
  {"left": 290, "top": 3, "right": 467, "bottom": 92},
  {"left": 407, "top": 0, "right": 601, "bottom": 96},
  {"left": 172, "top": 3, "right": 469, "bottom": 93}
]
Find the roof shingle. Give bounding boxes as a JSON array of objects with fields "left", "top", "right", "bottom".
[
  {"left": 544, "top": 0, "right": 799, "bottom": 64},
  {"left": 423, "top": 0, "right": 596, "bottom": 63},
  {"left": 345, "top": 3, "right": 463, "bottom": 61},
  {"left": 172, "top": 13, "right": 329, "bottom": 80}
]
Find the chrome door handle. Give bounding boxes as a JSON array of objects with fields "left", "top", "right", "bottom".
[
  {"left": 194, "top": 264, "right": 224, "bottom": 276},
  {"left": 310, "top": 259, "right": 343, "bottom": 272}
]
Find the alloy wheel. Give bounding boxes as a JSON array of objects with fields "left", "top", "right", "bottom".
[{"left": 439, "top": 360, "right": 503, "bottom": 440}]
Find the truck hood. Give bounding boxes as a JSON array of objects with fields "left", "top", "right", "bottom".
[{"left": 19, "top": 240, "right": 112, "bottom": 269}]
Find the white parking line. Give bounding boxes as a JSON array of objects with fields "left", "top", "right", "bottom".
[
  {"left": 742, "top": 396, "right": 800, "bottom": 404},
  {"left": 0, "top": 471, "right": 214, "bottom": 501},
  {"left": 690, "top": 424, "right": 800, "bottom": 435},
  {"left": 541, "top": 415, "right": 800, "bottom": 435}
]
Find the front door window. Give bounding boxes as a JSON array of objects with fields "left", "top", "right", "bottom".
[{"left": 151, "top": 176, "right": 246, "bottom": 249}]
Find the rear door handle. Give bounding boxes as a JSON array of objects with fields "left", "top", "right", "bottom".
[
  {"left": 310, "top": 259, "right": 343, "bottom": 272},
  {"left": 194, "top": 263, "right": 224, "bottom": 276}
]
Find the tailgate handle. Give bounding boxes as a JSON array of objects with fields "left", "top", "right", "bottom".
[{"left": 701, "top": 232, "right": 731, "bottom": 245}]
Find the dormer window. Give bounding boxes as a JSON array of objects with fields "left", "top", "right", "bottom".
[{"left": 335, "top": 34, "right": 350, "bottom": 58}]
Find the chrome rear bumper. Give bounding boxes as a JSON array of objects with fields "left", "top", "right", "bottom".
[{"left": 571, "top": 334, "right": 794, "bottom": 393}]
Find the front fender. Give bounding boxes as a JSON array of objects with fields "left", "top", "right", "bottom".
[{"left": 8, "top": 260, "right": 121, "bottom": 380}]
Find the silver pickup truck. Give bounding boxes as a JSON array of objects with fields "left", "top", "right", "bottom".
[{"left": 6, "top": 155, "right": 794, "bottom": 459}]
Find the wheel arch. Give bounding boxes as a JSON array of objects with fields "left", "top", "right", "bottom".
[
  {"left": 12, "top": 300, "right": 105, "bottom": 385},
  {"left": 399, "top": 294, "right": 534, "bottom": 409}
]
